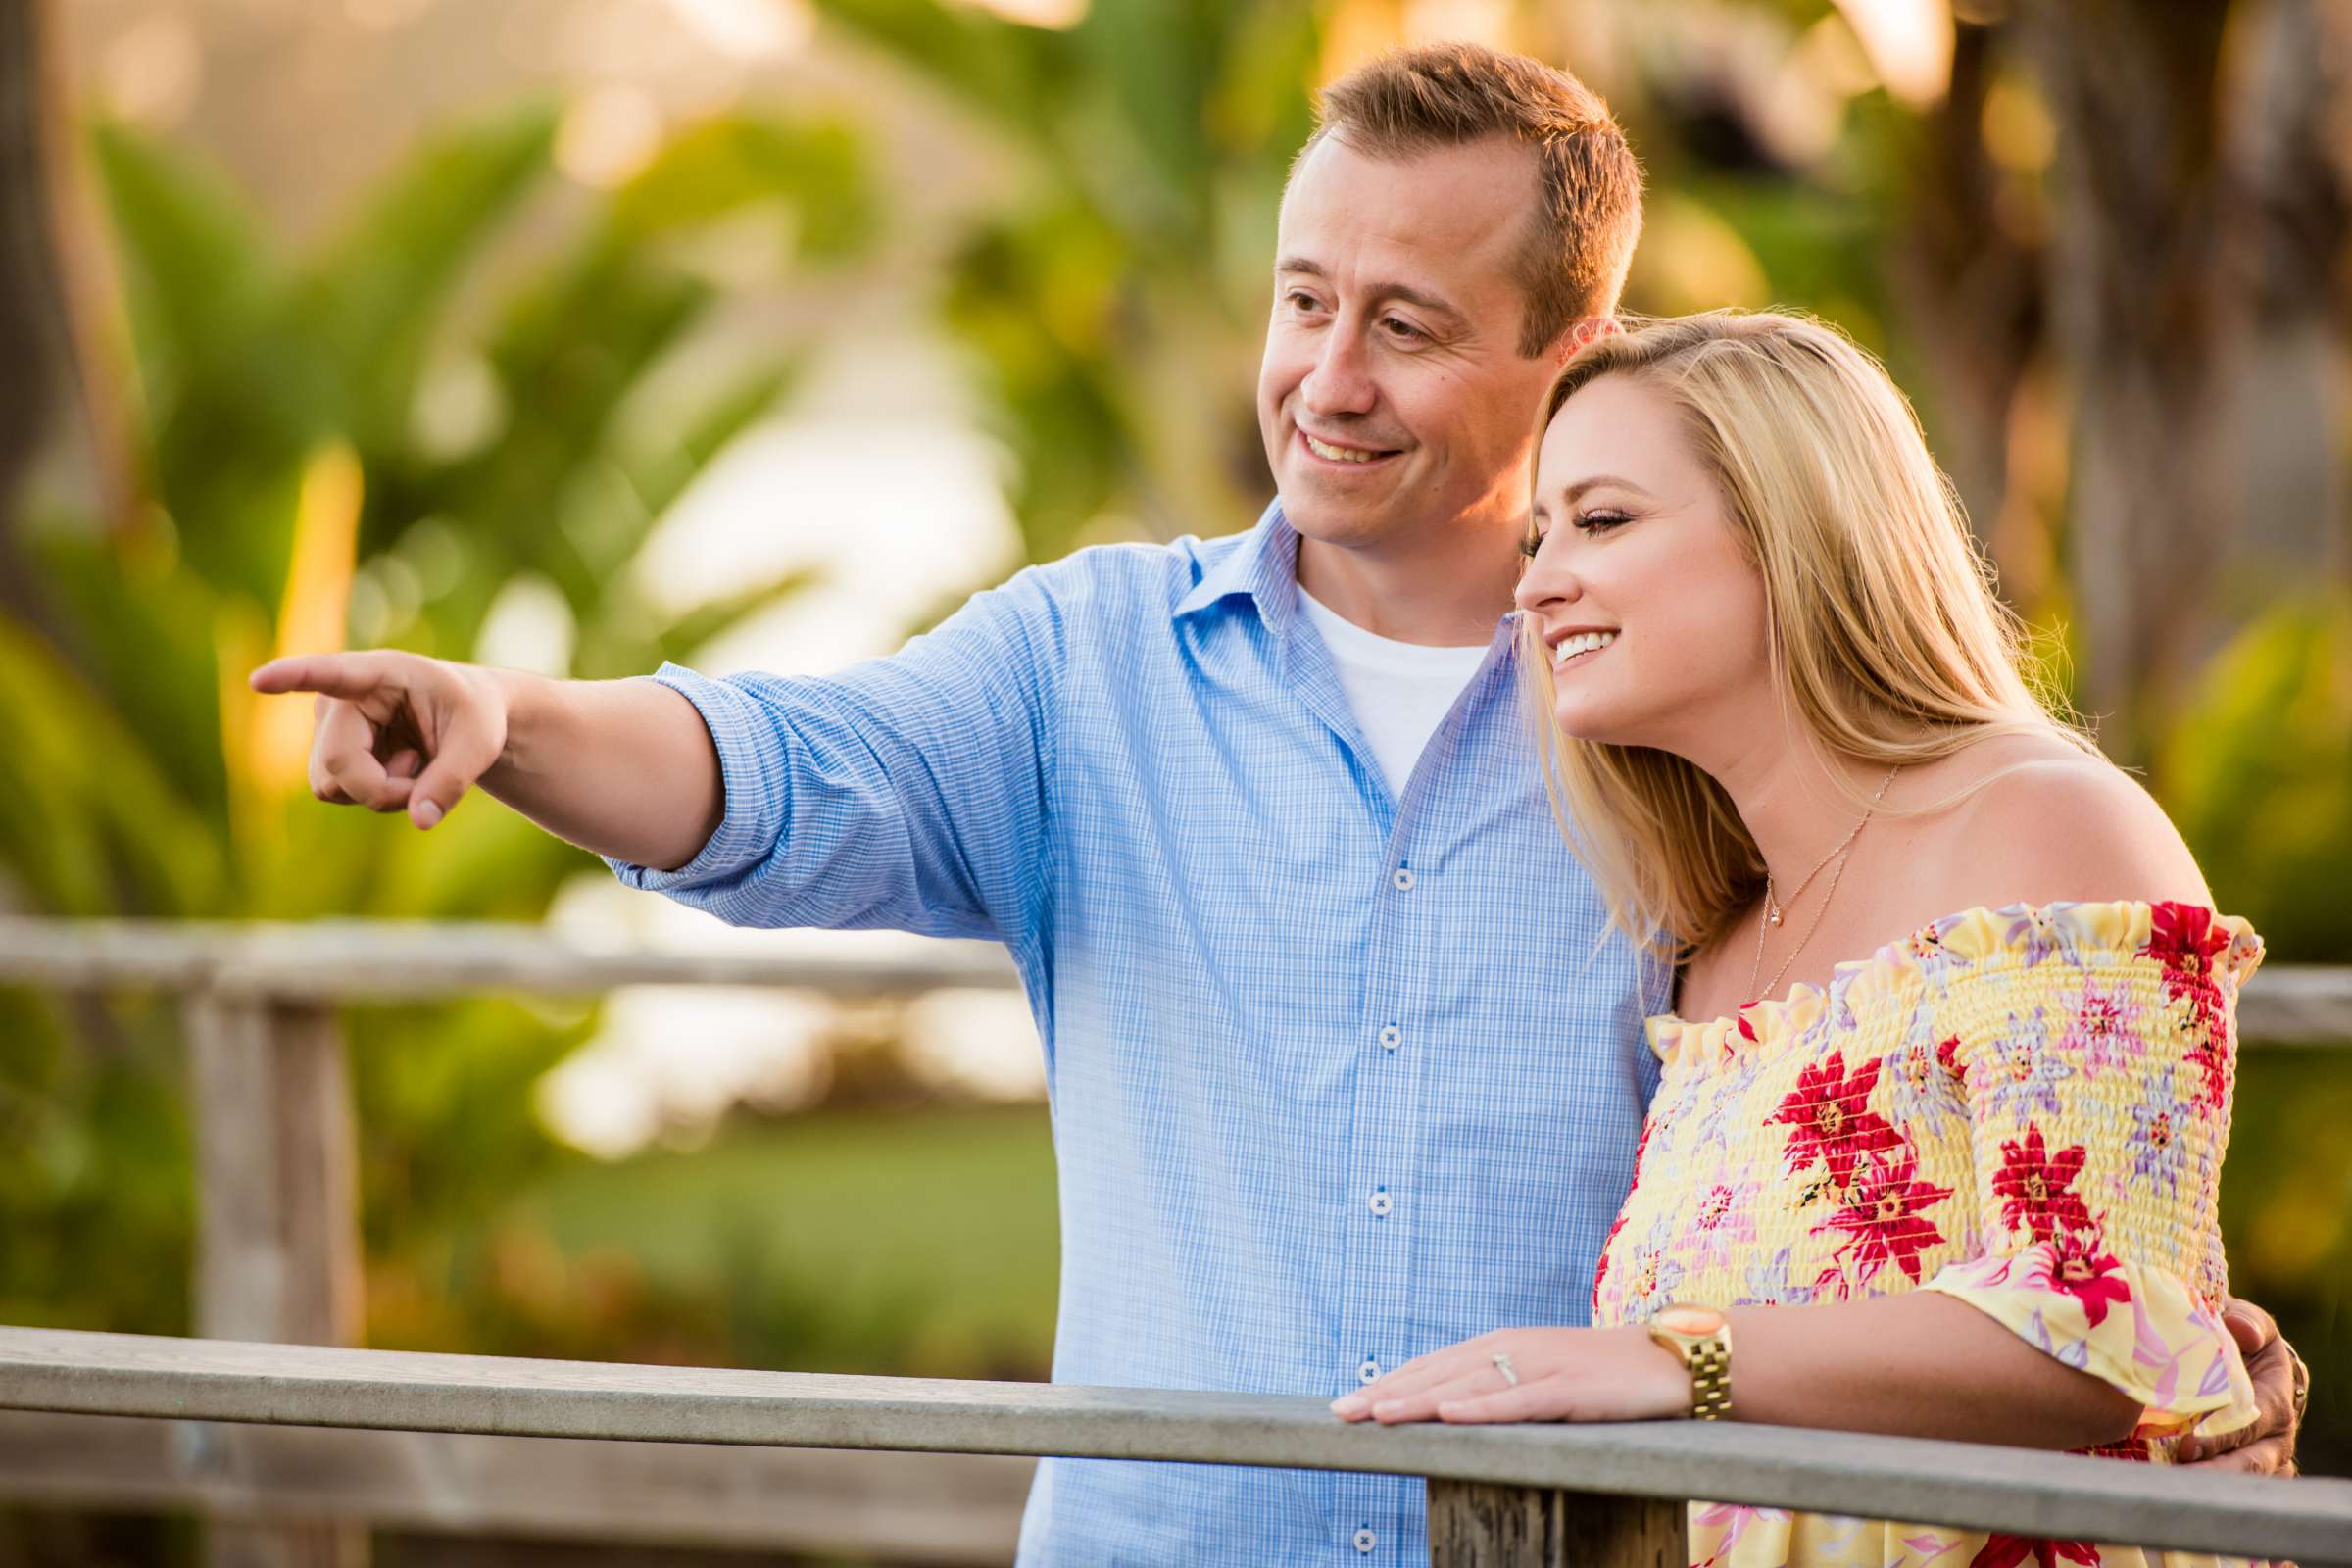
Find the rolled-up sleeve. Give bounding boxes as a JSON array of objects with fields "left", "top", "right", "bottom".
[{"left": 606, "top": 564, "right": 1066, "bottom": 952}]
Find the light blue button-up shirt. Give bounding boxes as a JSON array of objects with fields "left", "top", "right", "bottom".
[{"left": 613, "top": 506, "right": 1661, "bottom": 1565}]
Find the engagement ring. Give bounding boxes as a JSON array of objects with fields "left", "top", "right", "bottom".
[{"left": 1492, "top": 1350, "right": 1519, "bottom": 1387}]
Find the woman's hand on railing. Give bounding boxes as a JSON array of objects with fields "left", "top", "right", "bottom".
[
  {"left": 1336, "top": 1295, "right": 2148, "bottom": 1451},
  {"left": 1332, "top": 1325, "right": 1690, "bottom": 1425}
]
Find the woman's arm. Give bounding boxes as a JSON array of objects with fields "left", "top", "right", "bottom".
[
  {"left": 1725, "top": 1291, "right": 2139, "bottom": 1445},
  {"left": 1333, "top": 1290, "right": 2140, "bottom": 1447}
]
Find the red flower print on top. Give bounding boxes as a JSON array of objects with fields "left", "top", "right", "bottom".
[
  {"left": 1970, "top": 1534, "right": 2101, "bottom": 1568},
  {"left": 2181, "top": 1018, "right": 2232, "bottom": 1115},
  {"left": 1629, "top": 1115, "right": 1655, "bottom": 1176},
  {"left": 1999, "top": 1234, "right": 2133, "bottom": 1330},
  {"left": 1934, "top": 1034, "right": 1966, "bottom": 1087},
  {"left": 1594, "top": 1116, "right": 1656, "bottom": 1312},
  {"left": 2143, "top": 901, "right": 2228, "bottom": 975},
  {"left": 1992, "top": 1125, "right": 2093, "bottom": 1243},
  {"left": 2142, "top": 903, "right": 2236, "bottom": 1112},
  {"left": 1592, "top": 1210, "right": 1628, "bottom": 1313},
  {"left": 1769, "top": 1051, "right": 1901, "bottom": 1189},
  {"left": 1813, "top": 1146, "right": 1952, "bottom": 1292},
  {"left": 2046, "top": 1236, "right": 2132, "bottom": 1329},
  {"left": 2141, "top": 902, "right": 2229, "bottom": 1027}
]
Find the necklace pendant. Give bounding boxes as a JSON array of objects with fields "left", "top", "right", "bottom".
[{"left": 1766, "top": 908, "right": 1784, "bottom": 928}]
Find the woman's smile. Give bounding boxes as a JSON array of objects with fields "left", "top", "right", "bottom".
[{"left": 1548, "top": 627, "right": 1620, "bottom": 671}]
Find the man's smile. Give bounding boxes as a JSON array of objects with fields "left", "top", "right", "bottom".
[{"left": 1296, "top": 427, "right": 1403, "bottom": 468}]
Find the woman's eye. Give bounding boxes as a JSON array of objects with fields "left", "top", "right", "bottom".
[
  {"left": 1520, "top": 531, "right": 1545, "bottom": 559},
  {"left": 1575, "top": 510, "right": 1633, "bottom": 534}
]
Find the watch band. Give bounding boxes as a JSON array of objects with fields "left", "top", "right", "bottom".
[
  {"left": 1682, "top": 1331, "right": 1733, "bottom": 1420},
  {"left": 1647, "top": 1304, "right": 1733, "bottom": 1421}
]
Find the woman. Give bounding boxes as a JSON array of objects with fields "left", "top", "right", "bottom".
[{"left": 1332, "top": 312, "right": 2263, "bottom": 1567}]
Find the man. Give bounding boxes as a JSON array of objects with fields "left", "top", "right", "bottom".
[{"left": 257, "top": 42, "right": 2304, "bottom": 1563}]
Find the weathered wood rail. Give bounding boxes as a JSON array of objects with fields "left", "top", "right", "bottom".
[
  {"left": 2, "top": 1327, "right": 2347, "bottom": 1564},
  {"left": 1, "top": 919, "right": 2346, "bottom": 1567}
]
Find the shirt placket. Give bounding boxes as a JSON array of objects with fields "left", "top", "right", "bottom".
[{"left": 1328, "top": 801, "right": 1441, "bottom": 1560}]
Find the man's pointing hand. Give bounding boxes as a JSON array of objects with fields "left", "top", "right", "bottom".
[{"left": 250, "top": 651, "right": 511, "bottom": 832}]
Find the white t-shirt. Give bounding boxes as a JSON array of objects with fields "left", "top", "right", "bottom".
[{"left": 1296, "top": 587, "right": 1492, "bottom": 797}]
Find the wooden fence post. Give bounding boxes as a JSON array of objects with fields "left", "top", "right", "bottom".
[
  {"left": 1426, "top": 1479, "right": 1686, "bottom": 1568},
  {"left": 183, "top": 993, "right": 366, "bottom": 1568}
]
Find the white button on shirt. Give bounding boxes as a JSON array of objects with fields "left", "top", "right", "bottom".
[
  {"left": 1358, "top": 1359, "right": 1380, "bottom": 1384},
  {"left": 1369, "top": 1191, "right": 1393, "bottom": 1217},
  {"left": 1353, "top": 1527, "right": 1379, "bottom": 1553},
  {"left": 1377, "top": 1024, "right": 1401, "bottom": 1051},
  {"left": 1390, "top": 866, "right": 1415, "bottom": 891}
]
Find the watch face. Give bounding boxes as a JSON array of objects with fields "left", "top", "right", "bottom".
[{"left": 1655, "top": 1304, "right": 1725, "bottom": 1336}]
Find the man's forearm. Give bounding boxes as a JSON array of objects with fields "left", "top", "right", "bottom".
[{"left": 482, "top": 672, "right": 725, "bottom": 871}]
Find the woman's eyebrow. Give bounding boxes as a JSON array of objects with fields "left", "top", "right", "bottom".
[{"left": 1561, "top": 475, "right": 1650, "bottom": 503}]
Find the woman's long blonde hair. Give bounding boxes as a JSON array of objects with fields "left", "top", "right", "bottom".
[{"left": 1518, "top": 310, "right": 2084, "bottom": 961}]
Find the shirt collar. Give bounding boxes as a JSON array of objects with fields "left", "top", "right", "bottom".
[
  {"left": 1175, "top": 499, "right": 1528, "bottom": 650},
  {"left": 1174, "top": 500, "right": 1301, "bottom": 633}
]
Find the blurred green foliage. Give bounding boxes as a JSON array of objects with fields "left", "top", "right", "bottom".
[
  {"left": 2220, "top": 1047, "right": 2352, "bottom": 1476},
  {"left": 0, "top": 99, "right": 874, "bottom": 1335},
  {"left": 2163, "top": 595, "right": 2352, "bottom": 1474},
  {"left": 388, "top": 1103, "right": 1061, "bottom": 1380},
  {"left": 814, "top": 0, "right": 1323, "bottom": 557},
  {"left": 2161, "top": 595, "right": 2352, "bottom": 966}
]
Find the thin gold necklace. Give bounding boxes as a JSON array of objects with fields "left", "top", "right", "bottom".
[
  {"left": 1762, "top": 797, "right": 1866, "bottom": 927},
  {"left": 1747, "top": 764, "right": 1900, "bottom": 1003}
]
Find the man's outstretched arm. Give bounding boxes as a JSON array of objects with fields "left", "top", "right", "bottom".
[{"left": 250, "top": 652, "right": 724, "bottom": 872}]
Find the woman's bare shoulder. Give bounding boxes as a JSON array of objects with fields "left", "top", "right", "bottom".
[
  {"left": 1890, "top": 728, "right": 2201, "bottom": 911},
  {"left": 1905, "top": 733, "right": 2212, "bottom": 913}
]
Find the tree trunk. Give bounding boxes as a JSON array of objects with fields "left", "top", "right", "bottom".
[
  {"left": 0, "top": 0, "right": 137, "bottom": 611},
  {"left": 2020, "top": 0, "right": 2352, "bottom": 758},
  {"left": 2020, "top": 0, "right": 2238, "bottom": 760},
  {"left": 1892, "top": 19, "right": 2044, "bottom": 564},
  {"left": 2219, "top": 0, "right": 2352, "bottom": 606},
  {"left": 0, "top": 0, "right": 66, "bottom": 543}
]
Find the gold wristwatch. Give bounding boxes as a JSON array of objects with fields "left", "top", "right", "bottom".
[{"left": 1646, "top": 1303, "right": 1733, "bottom": 1420}]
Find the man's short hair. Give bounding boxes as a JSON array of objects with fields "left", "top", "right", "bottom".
[{"left": 1306, "top": 42, "right": 1643, "bottom": 357}]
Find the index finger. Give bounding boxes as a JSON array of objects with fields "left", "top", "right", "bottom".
[{"left": 251, "top": 651, "right": 409, "bottom": 700}]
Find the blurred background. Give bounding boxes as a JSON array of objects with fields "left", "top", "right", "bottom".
[{"left": 1, "top": 0, "right": 2346, "bottom": 1561}]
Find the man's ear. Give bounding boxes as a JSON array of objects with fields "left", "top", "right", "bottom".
[{"left": 1553, "top": 316, "right": 1621, "bottom": 367}]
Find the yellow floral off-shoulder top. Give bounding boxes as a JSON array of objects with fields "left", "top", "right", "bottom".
[{"left": 1593, "top": 902, "right": 2266, "bottom": 1568}]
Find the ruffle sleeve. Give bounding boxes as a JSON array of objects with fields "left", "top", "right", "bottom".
[{"left": 1915, "top": 902, "right": 2264, "bottom": 1441}]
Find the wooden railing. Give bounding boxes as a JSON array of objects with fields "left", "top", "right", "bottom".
[
  {"left": 2, "top": 1328, "right": 2347, "bottom": 1566},
  {"left": 1, "top": 919, "right": 2346, "bottom": 1567}
]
